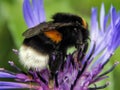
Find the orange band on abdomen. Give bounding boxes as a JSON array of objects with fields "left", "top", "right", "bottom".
[{"left": 44, "top": 30, "right": 62, "bottom": 43}]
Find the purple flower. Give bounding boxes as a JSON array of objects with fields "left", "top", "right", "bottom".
[
  {"left": 0, "top": 1, "right": 120, "bottom": 90},
  {"left": 23, "top": 0, "right": 46, "bottom": 28}
]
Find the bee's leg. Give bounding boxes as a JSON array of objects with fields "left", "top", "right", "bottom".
[
  {"left": 75, "top": 30, "right": 88, "bottom": 61},
  {"left": 49, "top": 51, "right": 64, "bottom": 79},
  {"left": 79, "top": 42, "right": 88, "bottom": 60}
]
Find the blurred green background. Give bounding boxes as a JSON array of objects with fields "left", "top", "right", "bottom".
[{"left": 0, "top": 0, "right": 120, "bottom": 90}]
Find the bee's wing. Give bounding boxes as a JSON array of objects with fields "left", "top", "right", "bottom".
[
  {"left": 22, "top": 22, "right": 51, "bottom": 38},
  {"left": 22, "top": 22, "right": 73, "bottom": 38}
]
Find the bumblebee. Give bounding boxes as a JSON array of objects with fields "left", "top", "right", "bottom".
[{"left": 19, "top": 13, "right": 89, "bottom": 76}]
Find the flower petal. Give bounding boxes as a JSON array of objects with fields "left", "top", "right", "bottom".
[
  {"left": 0, "top": 72, "right": 16, "bottom": 78},
  {"left": 0, "top": 81, "right": 35, "bottom": 89},
  {"left": 111, "top": 6, "right": 117, "bottom": 28},
  {"left": 23, "top": 0, "right": 35, "bottom": 28},
  {"left": 23, "top": 0, "right": 46, "bottom": 28},
  {"left": 100, "top": 3, "right": 105, "bottom": 32},
  {"left": 90, "top": 8, "right": 99, "bottom": 41},
  {"left": 32, "top": 0, "right": 46, "bottom": 24}
]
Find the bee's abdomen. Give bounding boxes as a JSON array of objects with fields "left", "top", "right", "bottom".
[{"left": 19, "top": 45, "right": 49, "bottom": 71}]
